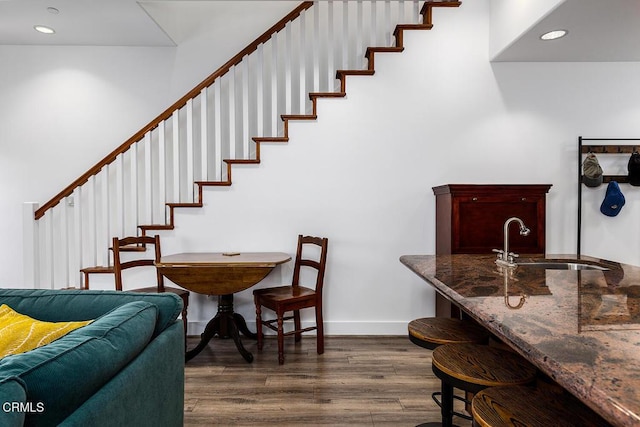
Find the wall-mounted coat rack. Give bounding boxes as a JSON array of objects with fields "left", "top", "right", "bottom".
[{"left": 578, "top": 136, "right": 640, "bottom": 255}]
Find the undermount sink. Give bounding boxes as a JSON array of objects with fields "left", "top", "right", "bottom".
[{"left": 516, "top": 261, "right": 609, "bottom": 271}]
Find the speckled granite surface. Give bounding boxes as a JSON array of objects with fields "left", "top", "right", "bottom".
[{"left": 400, "top": 253, "right": 640, "bottom": 427}]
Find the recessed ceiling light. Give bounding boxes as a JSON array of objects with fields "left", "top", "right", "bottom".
[
  {"left": 34, "top": 25, "right": 55, "bottom": 35},
  {"left": 46, "top": 7, "right": 59, "bottom": 15},
  {"left": 540, "top": 30, "right": 568, "bottom": 41}
]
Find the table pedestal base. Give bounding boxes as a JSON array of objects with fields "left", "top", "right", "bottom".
[{"left": 186, "top": 294, "right": 256, "bottom": 363}]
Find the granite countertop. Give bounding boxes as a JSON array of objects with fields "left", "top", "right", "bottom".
[{"left": 400, "top": 253, "right": 640, "bottom": 427}]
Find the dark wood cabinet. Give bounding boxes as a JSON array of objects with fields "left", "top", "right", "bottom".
[{"left": 432, "top": 184, "right": 552, "bottom": 317}]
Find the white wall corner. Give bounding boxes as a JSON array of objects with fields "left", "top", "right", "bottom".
[{"left": 489, "top": 0, "right": 566, "bottom": 61}]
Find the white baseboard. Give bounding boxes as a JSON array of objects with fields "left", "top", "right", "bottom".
[{"left": 186, "top": 320, "right": 409, "bottom": 337}]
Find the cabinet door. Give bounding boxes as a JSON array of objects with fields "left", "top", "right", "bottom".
[{"left": 453, "top": 195, "right": 545, "bottom": 254}]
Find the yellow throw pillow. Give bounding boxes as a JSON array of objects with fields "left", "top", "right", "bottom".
[{"left": 0, "top": 304, "right": 92, "bottom": 358}]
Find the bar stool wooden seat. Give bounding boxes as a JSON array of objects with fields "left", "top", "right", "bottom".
[
  {"left": 431, "top": 343, "right": 537, "bottom": 427},
  {"left": 471, "top": 385, "right": 609, "bottom": 427},
  {"left": 408, "top": 317, "right": 490, "bottom": 350},
  {"left": 409, "top": 318, "right": 490, "bottom": 427}
]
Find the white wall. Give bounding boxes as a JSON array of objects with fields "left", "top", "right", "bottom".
[
  {"left": 0, "top": 45, "right": 175, "bottom": 285},
  {"left": 140, "top": 1, "right": 300, "bottom": 100},
  {"left": 4, "top": 1, "right": 640, "bottom": 334}
]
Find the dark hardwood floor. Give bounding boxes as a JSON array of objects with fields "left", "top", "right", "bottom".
[{"left": 184, "top": 335, "right": 471, "bottom": 426}]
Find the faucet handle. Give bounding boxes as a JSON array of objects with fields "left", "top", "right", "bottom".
[
  {"left": 507, "top": 252, "right": 519, "bottom": 263},
  {"left": 492, "top": 249, "right": 504, "bottom": 259}
]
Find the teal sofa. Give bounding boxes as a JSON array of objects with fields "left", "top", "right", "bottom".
[{"left": 0, "top": 289, "right": 184, "bottom": 427}]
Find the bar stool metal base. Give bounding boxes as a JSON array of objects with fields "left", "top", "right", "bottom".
[{"left": 432, "top": 391, "right": 472, "bottom": 421}]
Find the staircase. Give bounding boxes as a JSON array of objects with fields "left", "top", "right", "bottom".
[{"left": 26, "top": 0, "right": 461, "bottom": 289}]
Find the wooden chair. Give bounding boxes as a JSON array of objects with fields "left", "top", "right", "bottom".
[
  {"left": 112, "top": 235, "right": 189, "bottom": 338},
  {"left": 253, "top": 235, "right": 329, "bottom": 364}
]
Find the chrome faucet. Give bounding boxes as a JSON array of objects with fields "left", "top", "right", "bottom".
[{"left": 493, "top": 217, "right": 530, "bottom": 268}]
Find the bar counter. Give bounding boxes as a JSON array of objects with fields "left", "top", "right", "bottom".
[{"left": 400, "top": 253, "right": 640, "bottom": 427}]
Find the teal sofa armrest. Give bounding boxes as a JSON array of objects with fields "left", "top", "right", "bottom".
[
  {"left": 0, "top": 377, "right": 27, "bottom": 427},
  {"left": 0, "top": 289, "right": 181, "bottom": 337},
  {"left": 0, "top": 301, "right": 157, "bottom": 426}
]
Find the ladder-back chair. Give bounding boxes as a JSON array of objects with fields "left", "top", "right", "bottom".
[
  {"left": 253, "top": 235, "right": 329, "bottom": 364},
  {"left": 112, "top": 235, "right": 189, "bottom": 338}
]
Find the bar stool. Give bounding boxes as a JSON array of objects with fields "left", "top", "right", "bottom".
[
  {"left": 431, "top": 343, "right": 537, "bottom": 427},
  {"left": 408, "top": 318, "right": 490, "bottom": 427},
  {"left": 408, "top": 317, "right": 490, "bottom": 350},
  {"left": 471, "top": 385, "right": 610, "bottom": 427}
]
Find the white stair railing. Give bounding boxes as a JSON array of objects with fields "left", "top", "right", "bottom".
[{"left": 27, "top": 1, "right": 424, "bottom": 289}]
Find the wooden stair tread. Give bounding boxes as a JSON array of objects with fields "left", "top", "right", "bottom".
[
  {"left": 395, "top": 23, "right": 433, "bottom": 32},
  {"left": 225, "top": 159, "right": 260, "bottom": 164},
  {"left": 366, "top": 47, "right": 404, "bottom": 56},
  {"left": 336, "top": 69, "right": 375, "bottom": 77},
  {"left": 80, "top": 266, "right": 114, "bottom": 274},
  {"left": 309, "top": 92, "right": 346, "bottom": 99},
  {"left": 432, "top": 343, "right": 537, "bottom": 387},
  {"left": 195, "top": 181, "right": 232, "bottom": 187},
  {"left": 281, "top": 114, "right": 317, "bottom": 121},
  {"left": 252, "top": 136, "right": 289, "bottom": 142},
  {"left": 167, "top": 203, "right": 202, "bottom": 208},
  {"left": 139, "top": 225, "right": 174, "bottom": 230},
  {"left": 472, "top": 386, "right": 608, "bottom": 427},
  {"left": 423, "top": 1, "right": 461, "bottom": 10}
]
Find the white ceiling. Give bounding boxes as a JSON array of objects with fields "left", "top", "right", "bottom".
[
  {"left": 0, "top": 0, "right": 175, "bottom": 46},
  {"left": 0, "top": 0, "right": 269, "bottom": 47},
  {"left": 0, "top": 0, "right": 638, "bottom": 61}
]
